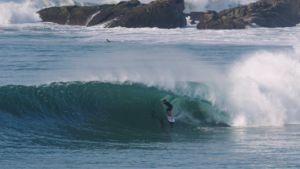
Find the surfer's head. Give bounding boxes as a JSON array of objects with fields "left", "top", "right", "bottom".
[{"left": 162, "top": 100, "right": 166, "bottom": 103}]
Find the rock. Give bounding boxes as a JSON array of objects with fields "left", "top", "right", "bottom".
[
  {"left": 184, "top": 13, "right": 190, "bottom": 18},
  {"left": 87, "top": 0, "right": 186, "bottom": 28},
  {"left": 197, "top": 10, "right": 247, "bottom": 29},
  {"left": 190, "top": 12, "right": 204, "bottom": 21},
  {"left": 218, "top": 6, "right": 248, "bottom": 18},
  {"left": 203, "top": 10, "right": 219, "bottom": 21},
  {"left": 37, "top": 0, "right": 186, "bottom": 29},
  {"left": 244, "top": 16, "right": 267, "bottom": 27},
  {"left": 197, "top": 13, "right": 247, "bottom": 29},
  {"left": 185, "top": 12, "right": 203, "bottom": 25},
  {"left": 197, "top": 0, "right": 300, "bottom": 29},
  {"left": 244, "top": 0, "right": 300, "bottom": 27},
  {"left": 37, "top": 5, "right": 113, "bottom": 26},
  {"left": 85, "top": 1, "right": 141, "bottom": 27}
]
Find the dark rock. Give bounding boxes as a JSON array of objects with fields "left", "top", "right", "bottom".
[
  {"left": 37, "top": 0, "right": 186, "bottom": 29},
  {"left": 88, "top": 0, "right": 186, "bottom": 28},
  {"left": 243, "top": 0, "right": 300, "bottom": 27},
  {"left": 218, "top": 6, "right": 248, "bottom": 18},
  {"left": 197, "top": 13, "right": 247, "bottom": 29},
  {"left": 37, "top": 5, "right": 113, "bottom": 26},
  {"left": 203, "top": 10, "right": 219, "bottom": 21},
  {"left": 184, "top": 13, "right": 190, "bottom": 18},
  {"left": 37, "top": 6, "right": 70, "bottom": 25},
  {"left": 85, "top": 1, "right": 141, "bottom": 27},
  {"left": 197, "top": 0, "right": 300, "bottom": 29},
  {"left": 190, "top": 12, "right": 204, "bottom": 21},
  {"left": 245, "top": 16, "right": 267, "bottom": 27}
]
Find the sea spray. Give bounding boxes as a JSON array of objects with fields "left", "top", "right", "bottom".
[
  {"left": 184, "top": 0, "right": 259, "bottom": 12},
  {"left": 0, "top": 0, "right": 89, "bottom": 25},
  {"left": 0, "top": 0, "right": 86, "bottom": 25},
  {"left": 227, "top": 50, "right": 300, "bottom": 126},
  {"left": 35, "top": 0, "right": 84, "bottom": 8},
  {"left": 0, "top": 0, "right": 40, "bottom": 24}
]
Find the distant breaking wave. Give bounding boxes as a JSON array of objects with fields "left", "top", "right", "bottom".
[
  {"left": 0, "top": 0, "right": 92, "bottom": 25},
  {"left": 0, "top": 0, "right": 40, "bottom": 24}
]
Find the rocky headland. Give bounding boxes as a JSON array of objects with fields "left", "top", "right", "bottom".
[
  {"left": 37, "top": 0, "right": 186, "bottom": 28},
  {"left": 37, "top": 0, "right": 300, "bottom": 29}
]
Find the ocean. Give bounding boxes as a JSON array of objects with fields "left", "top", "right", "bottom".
[{"left": 1, "top": 0, "right": 300, "bottom": 168}]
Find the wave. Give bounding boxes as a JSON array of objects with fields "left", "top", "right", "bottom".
[
  {"left": 0, "top": 81, "right": 229, "bottom": 141},
  {"left": 1, "top": 47, "right": 300, "bottom": 142},
  {"left": 51, "top": 46, "right": 300, "bottom": 128}
]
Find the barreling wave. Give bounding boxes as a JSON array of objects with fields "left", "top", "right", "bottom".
[{"left": 0, "top": 81, "right": 229, "bottom": 141}]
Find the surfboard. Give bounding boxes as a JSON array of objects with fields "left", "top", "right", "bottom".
[{"left": 167, "top": 116, "right": 175, "bottom": 123}]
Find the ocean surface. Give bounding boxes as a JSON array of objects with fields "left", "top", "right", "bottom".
[{"left": 1, "top": 0, "right": 300, "bottom": 168}]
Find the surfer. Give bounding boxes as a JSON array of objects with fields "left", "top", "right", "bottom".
[
  {"left": 105, "top": 39, "right": 110, "bottom": 42},
  {"left": 162, "top": 100, "right": 173, "bottom": 120}
]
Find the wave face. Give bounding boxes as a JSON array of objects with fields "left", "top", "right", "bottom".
[{"left": 0, "top": 81, "right": 228, "bottom": 141}]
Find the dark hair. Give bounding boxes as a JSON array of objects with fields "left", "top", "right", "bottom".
[{"left": 163, "top": 100, "right": 166, "bottom": 102}]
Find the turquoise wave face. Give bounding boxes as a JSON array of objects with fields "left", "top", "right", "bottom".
[{"left": 0, "top": 81, "right": 229, "bottom": 142}]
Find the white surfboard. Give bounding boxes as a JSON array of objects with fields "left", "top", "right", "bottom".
[{"left": 167, "top": 116, "right": 175, "bottom": 123}]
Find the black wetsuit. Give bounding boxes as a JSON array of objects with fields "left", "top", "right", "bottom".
[{"left": 164, "top": 101, "right": 173, "bottom": 111}]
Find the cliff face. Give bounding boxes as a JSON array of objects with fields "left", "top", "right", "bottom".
[
  {"left": 37, "top": 0, "right": 186, "bottom": 28},
  {"left": 197, "top": 0, "right": 300, "bottom": 29}
]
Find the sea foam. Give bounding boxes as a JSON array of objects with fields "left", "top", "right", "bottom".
[
  {"left": 0, "top": 0, "right": 84, "bottom": 25},
  {"left": 0, "top": 0, "right": 40, "bottom": 24},
  {"left": 226, "top": 47, "right": 300, "bottom": 126}
]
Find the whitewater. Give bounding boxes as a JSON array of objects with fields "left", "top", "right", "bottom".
[{"left": 1, "top": 0, "right": 300, "bottom": 168}]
